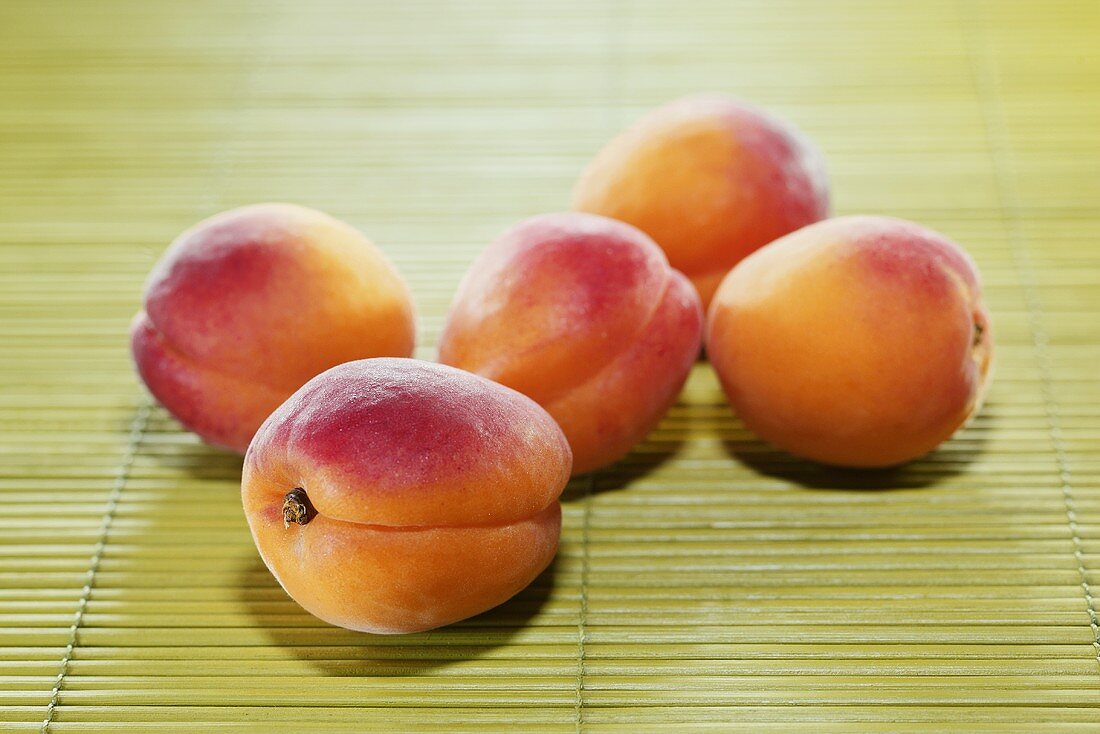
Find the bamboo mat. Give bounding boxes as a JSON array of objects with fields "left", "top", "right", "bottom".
[{"left": 1, "top": 0, "right": 1098, "bottom": 731}]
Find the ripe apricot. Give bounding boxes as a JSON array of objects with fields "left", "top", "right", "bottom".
[
  {"left": 438, "top": 212, "right": 703, "bottom": 476},
  {"left": 131, "top": 203, "right": 415, "bottom": 453},
  {"left": 242, "top": 358, "right": 571, "bottom": 634},
  {"left": 706, "top": 215, "right": 993, "bottom": 468},
  {"left": 572, "top": 94, "right": 830, "bottom": 308}
]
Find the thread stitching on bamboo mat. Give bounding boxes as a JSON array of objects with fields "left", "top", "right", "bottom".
[
  {"left": 961, "top": 0, "right": 1100, "bottom": 671},
  {"left": 40, "top": 32, "right": 255, "bottom": 729},
  {"left": 41, "top": 401, "right": 151, "bottom": 733},
  {"left": 574, "top": 474, "right": 594, "bottom": 733}
]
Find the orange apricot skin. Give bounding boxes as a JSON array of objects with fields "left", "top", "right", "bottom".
[
  {"left": 247, "top": 504, "right": 562, "bottom": 634},
  {"left": 242, "top": 358, "right": 571, "bottom": 634},
  {"left": 130, "top": 203, "right": 415, "bottom": 453},
  {"left": 438, "top": 212, "right": 703, "bottom": 476},
  {"left": 572, "top": 94, "right": 829, "bottom": 308},
  {"left": 706, "top": 215, "right": 993, "bottom": 468}
]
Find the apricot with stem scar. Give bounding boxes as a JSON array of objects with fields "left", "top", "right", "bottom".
[{"left": 243, "top": 358, "right": 572, "bottom": 634}]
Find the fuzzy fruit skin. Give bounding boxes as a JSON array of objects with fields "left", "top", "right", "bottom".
[
  {"left": 572, "top": 94, "right": 830, "bottom": 308},
  {"left": 242, "top": 358, "right": 572, "bottom": 634},
  {"left": 131, "top": 203, "right": 415, "bottom": 453},
  {"left": 438, "top": 212, "right": 703, "bottom": 476},
  {"left": 706, "top": 215, "right": 993, "bottom": 468}
]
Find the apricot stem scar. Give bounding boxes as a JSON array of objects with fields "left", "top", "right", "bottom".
[
  {"left": 973, "top": 321, "right": 985, "bottom": 348},
  {"left": 282, "top": 488, "right": 314, "bottom": 528}
]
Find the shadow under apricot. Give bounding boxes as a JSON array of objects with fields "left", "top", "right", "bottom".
[
  {"left": 719, "top": 401, "right": 996, "bottom": 491},
  {"left": 140, "top": 407, "right": 247, "bottom": 480},
  {"left": 236, "top": 554, "right": 561, "bottom": 677},
  {"left": 560, "top": 430, "right": 687, "bottom": 502}
]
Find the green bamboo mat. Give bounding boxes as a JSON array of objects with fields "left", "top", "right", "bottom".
[{"left": 2, "top": 0, "right": 1099, "bottom": 731}]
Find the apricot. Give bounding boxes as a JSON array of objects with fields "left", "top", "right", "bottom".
[
  {"left": 438, "top": 212, "right": 703, "bottom": 476},
  {"left": 572, "top": 94, "right": 830, "bottom": 308},
  {"left": 131, "top": 203, "right": 415, "bottom": 453},
  {"left": 242, "top": 358, "right": 571, "bottom": 634},
  {"left": 706, "top": 215, "right": 993, "bottom": 468}
]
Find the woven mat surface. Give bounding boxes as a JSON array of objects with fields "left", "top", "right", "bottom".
[{"left": 2, "top": 0, "right": 1099, "bottom": 731}]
